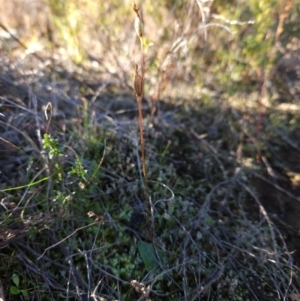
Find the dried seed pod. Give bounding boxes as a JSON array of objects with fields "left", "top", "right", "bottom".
[
  {"left": 133, "top": 3, "right": 143, "bottom": 39},
  {"left": 134, "top": 64, "right": 143, "bottom": 97},
  {"left": 135, "top": 16, "right": 144, "bottom": 39}
]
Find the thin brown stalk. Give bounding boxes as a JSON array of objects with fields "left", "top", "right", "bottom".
[
  {"left": 134, "top": 65, "right": 147, "bottom": 182},
  {"left": 133, "top": 3, "right": 153, "bottom": 242},
  {"left": 133, "top": 63, "right": 152, "bottom": 242}
]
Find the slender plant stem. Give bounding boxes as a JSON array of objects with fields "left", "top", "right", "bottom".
[
  {"left": 137, "top": 95, "right": 147, "bottom": 186},
  {"left": 134, "top": 67, "right": 153, "bottom": 242},
  {"left": 133, "top": 2, "right": 153, "bottom": 241}
]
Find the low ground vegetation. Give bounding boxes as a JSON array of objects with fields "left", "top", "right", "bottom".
[{"left": 0, "top": 1, "right": 300, "bottom": 300}]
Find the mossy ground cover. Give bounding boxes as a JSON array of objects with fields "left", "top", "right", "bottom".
[{"left": 1, "top": 1, "right": 300, "bottom": 300}]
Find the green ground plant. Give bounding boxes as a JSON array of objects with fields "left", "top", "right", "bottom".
[
  {"left": 0, "top": 1, "right": 300, "bottom": 301},
  {"left": 10, "top": 273, "right": 30, "bottom": 298}
]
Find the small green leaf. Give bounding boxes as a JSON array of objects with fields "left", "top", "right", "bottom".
[
  {"left": 12, "top": 274, "right": 20, "bottom": 287},
  {"left": 10, "top": 286, "right": 19, "bottom": 295},
  {"left": 21, "top": 289, "right": 29, "bottom": 297},
  {"left": 137, "top": 241, "right": 167, "bottom": 271},
  {"left": 137, "top": 241, "right": 158, "bottom": 270}
]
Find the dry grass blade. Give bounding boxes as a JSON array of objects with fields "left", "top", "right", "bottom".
[
  {"left": 0, "top": 226, "right": 28, "bottom": 247},
  {"left": 0, "top": 278, "right": 5, "bottom": 301}
]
